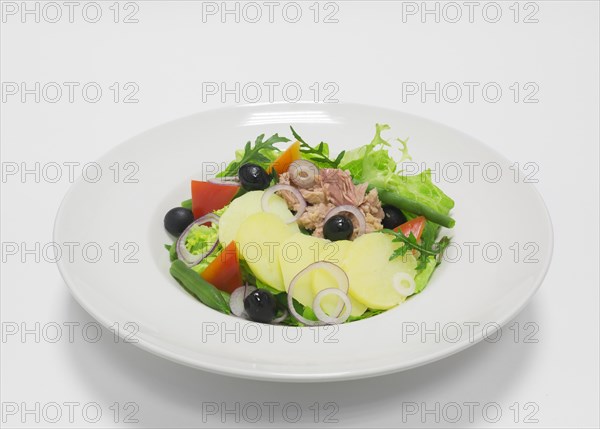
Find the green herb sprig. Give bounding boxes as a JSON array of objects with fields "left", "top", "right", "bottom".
[
  {"left": 290, "top": 126, "right": 345, "bottom": 168},
  {"left": 382, "top": 229, "right": 450, "bottom": 271},
  {"left": 219, "top": 133, "right": 289, "bottom": 177}
]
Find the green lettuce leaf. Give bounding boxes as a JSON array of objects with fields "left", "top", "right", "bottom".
[
  {"left": 347, "top": 309, "right": 385, "bottom": 323},
  {"left": 184, "top": 223, "right": 223, "bottom": 274},
  {"left": 340, "top": 124, "right": 454, "bottom": 216},
  {"left": 414, "top": 256, "right": 438, "bottom": 294}
]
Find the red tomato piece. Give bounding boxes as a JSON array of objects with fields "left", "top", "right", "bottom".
[
  {"left": 191, "top": 180, "right": 239, "bottom": 219},
  {"left": 200, "top": 241, "right": 243, "bottom": 294},
  {"left": 394, "top": 216, "right": 426, "bottom": 241}
]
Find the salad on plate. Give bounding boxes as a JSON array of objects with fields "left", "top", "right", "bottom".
[{"left": 164, "top": 124, "right": 455, "bottom": 326}]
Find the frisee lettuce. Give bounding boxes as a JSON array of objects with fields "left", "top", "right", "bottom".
[
  {"left": 186, "top": 224, "right": 222, "bottom": 274},
  {"left": 340, "top": 123, "right": 454, "bottom": 217},
  {"left": 165, "top": 222, "right": 223, "bottom": 273}
]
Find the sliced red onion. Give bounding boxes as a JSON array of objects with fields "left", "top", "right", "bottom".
[
  {"left": 272, "top": 309, "right": 289, "bottom": 324},
  {"left": 230, "top": 284, "right": 257, "bottom": 317},
  {"left": 176, "top": 213, "right": 220, "bottom": 267},
  {"left": 286, "top": 291, "right": 319, "bottom": 326},
  {"left": 261, "top": 184, "right": 307, "bottom": 224},
  {"left": 287, "top": 261, "right": 350, "bottom": 326},
  {"left": 313, "top": 288, "right": 352, "bottom": 324},
  {"left": 324, "top": 205, "right": 366, "bottom": 236},
  {"left": 208, "top": 176, "right": 240, "bottom": 186},
  {"left": 288, "top": 160, "right": 318, "bottom": 189},
  {"left": 392, "top": 272, "right": 416, "bottom": 297}
]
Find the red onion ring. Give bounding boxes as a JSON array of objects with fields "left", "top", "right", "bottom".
[
  {"left": 324, "top": 205, "right": 366, "bottom": 236},
  {"left": 392, "top": 272, "right": 416, "bottom": 297},
  {"left": 272, "top": 309, "right": 289, "bottom": 324},
  {"left": 261, "top": 184, "right": 307, "bottom": 224},
  {"left": 230, "top": 284, "right": 257, "bottom": 317},
  {"left": 288, "top": 159, "right": 318, "bottom": 189},
  {"left": 208, "top": 177, "right": 240, "bottom": 186},
  {"left": 313, "top": 288, "right": 352, "bottom": 324},
  {"left": 287, "top": 261, "right": 351, "bottom": 326},
  {"left": 176, "top": 213, "right": 220, "bottom": 267}
]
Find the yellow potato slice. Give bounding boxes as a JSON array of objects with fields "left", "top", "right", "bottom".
[
  {"left": 235, "top": 212, "right": 298, "bottom": 291},
  {"left": 219, "top": 190, "right": 296, "bottom": 246},
  {"left": 313, "top": 268, "right": 367, "bottom": 317},
  {"left": 341, "top": 233, "right": 417, "bottom": 310},
  {"left": 279, "top": 233, "right": 325, "bottom": 306},
  {"left": 279, "top": 235, "right": 366, "bottom": 317}
]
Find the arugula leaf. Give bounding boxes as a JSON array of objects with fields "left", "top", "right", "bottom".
[
  {"left": 290, "top": 126, "right": 345, "bottom": 168},
  {"left": 290, "top": 126, "right": 307, "bottom": 145},
  {"left": 382, "top": 229, "right": 450, "bottom": 272},
  {"left": 218, "top": 133, "right": 289, "bottom": 177}
]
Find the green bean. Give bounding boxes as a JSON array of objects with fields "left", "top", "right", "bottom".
[
  {"left": 170, "top": 260, "right": 230, "bottom": 314},
  {"left": 375, "top": 188, "right": 456, "bottom": 228}
]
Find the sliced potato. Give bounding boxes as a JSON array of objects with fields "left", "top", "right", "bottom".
[
  {"left": 312, "top": 265, "right": 367, "bottom": 317},
  {"left": 235, "top": 212, "right": 298, "bottom": 291},
  {"left": 218, "top": 190, "right": 296, "bottom": 246},
  {"left": 279, "top": 235, "right": 365, "bottom": 317},
  {"left": 279, "top": 233, "right": 325, "bottom": 306},
  {"left": 341, "top": 233, "right": 417, "bottom": 310},
  {"left": 310, "top": 240, "right": 367, "bottom": 318}
]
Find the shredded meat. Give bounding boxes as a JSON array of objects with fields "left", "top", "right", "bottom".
[
  {"left": 277, "top": 169, "right": 384, "bottom": 238},
  {"left": 361, "top": 188, "right": 385, "bottom": 220},
  {"left": 320, "top": 169, "right": 367, "bottom": 206},
  {"left": 299, "top": 203, "right": 335, "bottom": 234},
  {"left": 278, "top": 172, "right": 326, "bottom": 209}
]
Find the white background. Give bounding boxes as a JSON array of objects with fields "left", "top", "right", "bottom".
[{"left": 1, "top": 1, "right": 599, "bottom": 428}]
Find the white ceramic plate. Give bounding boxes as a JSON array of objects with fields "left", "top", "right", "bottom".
[{"left": 54, "top": 103, "right": 553, "bottom": 382}]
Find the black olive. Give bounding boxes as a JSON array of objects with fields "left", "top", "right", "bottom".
[
  {"left": 164, "top": 207, "right": 194, "bottom": 235},
  {"left": 244, "top": 289, "right": 278, "bottom": 323},
  {"left": 382, "top": 205, "right": 407, "bottom": 230},
  {"left": 238, "top": 163, "right": 271, "bottom": 191},
  {"left": 323, "top": 215, "right": 353, "bottom": 241}
]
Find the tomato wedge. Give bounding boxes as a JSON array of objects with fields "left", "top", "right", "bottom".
[
  {"left": 394, "top": 216, "right": 426, "bottom": 241},
  {"left": 268, "top": 141, "right": 301, "bottom": 174},
  {"left": 200, "top": 241, "right": 243, "bottom": 294},
  {"left": 191, "top": 180, "right": 239, "bottom": 219}
]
